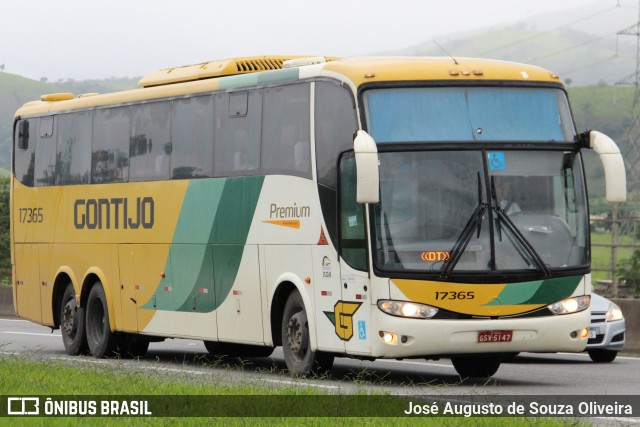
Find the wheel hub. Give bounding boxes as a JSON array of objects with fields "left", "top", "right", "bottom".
[
  {"left": 287, "top": 312, "right": 308, "bottom": 360},
  {"left": 61, "top": 301, "right": 76, "bottom": 337}
]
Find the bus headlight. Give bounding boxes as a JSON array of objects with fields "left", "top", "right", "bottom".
[
  {"left": 377, "top": 300, "right": 438, "bottom": 319},
  {"left": 548, "top": 295, "right": 590, "bottom": 315},
  {"left": 606, "top": 302, "right": 623, "bottom": 322}
]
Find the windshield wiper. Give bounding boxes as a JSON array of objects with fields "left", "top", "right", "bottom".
[
  {"left": 440, "top": 173, "right": 486, "bottom": 278},
  {"left": 490, "top": 177, "right": 551, "bottom": 277}
]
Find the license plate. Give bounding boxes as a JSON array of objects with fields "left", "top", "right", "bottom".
[
  {"left": 588, "top": 329, "right": 597, "bottom": 339},
  {"left": 478, "top": 330, "right": 513, "bottom": 343}
]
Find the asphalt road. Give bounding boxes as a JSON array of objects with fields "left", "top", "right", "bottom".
[{"left": 1, "top": 317, "right": 639, "bottom": 396}]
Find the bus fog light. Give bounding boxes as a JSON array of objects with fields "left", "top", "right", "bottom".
[
  {"left": 378, "top": 300, "right": 438, "bottom": 319},
  {"left": 548, "top": 295, "right": 590, "bottom": 315},
  {"left": 379, "top": 331, "right": 398, "bottom": 345}
]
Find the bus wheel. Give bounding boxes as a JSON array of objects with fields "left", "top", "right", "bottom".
[
  {"left": 281, "top": 290, "right": 334, "bottom": 376},
  {"left": 204, "top": 341, "right": 274, "bottom": 358},
  {"left": 588, "top": 349, "right": 618, "bottom": 363},
  {"left": 60, "top": 283, "right": 87, "bottom": 355},
  {"left": 85, "top": 282, "right": 117, "bottom": 358},
  {"left": 451, "top": 355, "right": 501, "bottom": 378}
]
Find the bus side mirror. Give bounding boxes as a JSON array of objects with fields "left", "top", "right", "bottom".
[
  {"left": 353, "top": 130, "right": 380, "bottom": 204},
  {"left": 582, "top": 130, "right": 627, "bottom": 203},
  {"left": 17, "top": 120, "right": 29, "bottom": 150}
]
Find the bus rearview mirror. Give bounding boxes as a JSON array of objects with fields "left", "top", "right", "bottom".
[
  {"left": 353, "top": 130, "right": 380, "bottom": 204},
  {"left": 586, "top": 130, "right": 627, "bottom": 203}
]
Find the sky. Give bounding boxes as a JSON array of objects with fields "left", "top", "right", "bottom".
[{"left": 0, "top": 0, "right": 631, "bottom": 81}]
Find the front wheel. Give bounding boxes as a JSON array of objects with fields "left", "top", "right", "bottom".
[
  {"left": 60, "top": 283, "right": 87, "bottom": 355},
  {"left": 281, "top": 290, "right": 333, "bottom": 377},
  {"left": 85, "top": 282, "right": 118, "bottom": 358},
  {"left": 588, "top": 349, "right": 618, "bottom": 363},
  {"left": 451, "top": 355, "right": 501, "bottom": 378}
]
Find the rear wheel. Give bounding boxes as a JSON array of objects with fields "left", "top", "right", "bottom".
[
  {"left": 60, "top": 283, "right": 87, "bottom": 355},
  {"left": 204, "top": 341, "right": 274, "bottom": 358},
  {"left": 85, "top": 282, "right": 118, "bottom": 358},
  {"left": 451, "top": 355, "right": 501, "bottom": 378},
  {"left": 588, "top": 349, "right": 618, "bottom": 363},
  {"left": 281, "top": 290, "right": 333, "bottom": 377}
]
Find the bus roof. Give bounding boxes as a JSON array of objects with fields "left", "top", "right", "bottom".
[{"left": 15, "top": 56, "right": 562, "bottom": 118}]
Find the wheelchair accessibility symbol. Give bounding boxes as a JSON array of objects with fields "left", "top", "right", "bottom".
[{"left": 488, "top": 152, "right": 506, "bottom": 171}]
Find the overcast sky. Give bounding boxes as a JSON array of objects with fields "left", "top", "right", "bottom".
[{"left": 0, "top": 0, "right": 630, "bottom": 81}]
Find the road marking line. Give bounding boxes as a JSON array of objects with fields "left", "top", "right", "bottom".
[{"left": 0, "top": 331, "right": 60, "bottom": 338}]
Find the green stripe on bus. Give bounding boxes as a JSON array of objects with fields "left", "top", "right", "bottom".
[
  {"left": 142, "top": 176, "right": 264, "bottom": 313},
  {"left": 483, "top": 276, "right": 582, "bottom": 306}
]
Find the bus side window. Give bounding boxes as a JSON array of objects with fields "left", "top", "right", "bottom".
[
  {"left": 339, "top": 154, "right": 367, "bottom": 271},
  {"left": 92, "top": 107, "right": 130, "bottom": 183},
  {"left": 34, "top": 117, "right": 56, "bottom": 187},
  {"left": 130, "top": 101, "right": 171, "bottom": 181},
  {"left": 261, "top": 83, "right": 311, "bottom": 178},
  {"left": 315, "top": 81, "right": 358, "bottom": 247},
  {"left": 214, "top": 91, "right": 261, "bottom": 176},
  {"left": 171, "top": 96, "right": 214, "bottom": 179},
  {"left": 14, "top": 118, "right": 36, "bottom": 187},
  {"left": 56, "top": 112, "right": 91, "bottom": 185}
]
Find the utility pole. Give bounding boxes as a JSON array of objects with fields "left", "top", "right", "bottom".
[{"left": 613, "top": 0, "right": 640, "bottom": 296}]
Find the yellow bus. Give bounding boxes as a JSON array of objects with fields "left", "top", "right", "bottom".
[{"left": 11, "top": 55, "right": 626, "bottom": 377}]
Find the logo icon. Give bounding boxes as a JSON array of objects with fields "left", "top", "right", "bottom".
[
  {"left": 7, "top": 397, "right": 40, "bottom": 415},
  {"left": 324, "top": 301, "right": 362, "bottom": 341},
  {"left": 488, "top": 152, "right": 506, "bottom": 171}
]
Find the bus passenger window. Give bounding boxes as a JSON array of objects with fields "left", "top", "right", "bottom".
[
  {"left": 261, "top": 83, "right": 311, "bottom": 178},
  {"left": 214, "top": 91, "right": 261, "bottom": 176},
  {"left": 34, "top": 117, "right": 56, "bottom": 187},
  {"left": 92, "top": 107, "right": 130, "bottom": 183},
  {"left": 171, "top": 96, "right": 214, "bottom": 179},
  {"left": 130, "top": 102, "right": 170, "bottom": 181},
  {"left": 56, "top": 112, "right": 91, "bottom": 185},
  {"left": 15, "top": 119, "right": 36, "bottom": 186}
]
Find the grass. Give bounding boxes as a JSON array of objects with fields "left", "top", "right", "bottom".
[
  {"left": 590, "top": 231, "right": 636, "bottom": 282},
  {"left": 0, "top": 355, "right": 584, "bottom": 426}
]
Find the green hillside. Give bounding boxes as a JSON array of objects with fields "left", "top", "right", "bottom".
[
  {"left": 0, "top": 72, "right": 138, "bottom": 170},
  {"left": 397, "top": 24, "right": 634, "bottom": 88}
]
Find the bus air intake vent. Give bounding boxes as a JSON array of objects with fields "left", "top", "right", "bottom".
[{"left": 138, "top": 55, "right": 337, "bottom": 88}]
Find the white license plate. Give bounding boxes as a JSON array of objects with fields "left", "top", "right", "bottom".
[
  {"left": 588, "top": 329, "right": 597, "bottom": 339},
  {"left": 478, "top": 330, "right": 513, "bottom": 343}
]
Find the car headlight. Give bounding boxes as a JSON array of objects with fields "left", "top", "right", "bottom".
[
  {"left": 377, "top": 300, "right": 438, "bottom": 319},
  {"left": 606, "top": 302, "right": 623, "bottom": 322},
  {"left": 548, "top": 295, "right": 590, "bottom": 315}
]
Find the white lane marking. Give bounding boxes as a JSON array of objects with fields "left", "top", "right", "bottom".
[{"left": 0, "top": 331, "right": 60, "bottom": 338}]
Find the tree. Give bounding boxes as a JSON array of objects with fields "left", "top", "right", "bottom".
[
  {"left": 618, "top": 249, "right": 640, "bottom": 296},
  {"left": 0, "top": 177, "right": 9, "bottom": 283}
]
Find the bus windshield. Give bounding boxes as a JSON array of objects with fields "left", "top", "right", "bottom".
[
  {"left": 364, "top": 87, "right": 575, "bottom": 142},
  {"left": 372, "top": 150, "right": 589, "bottom": 275}
]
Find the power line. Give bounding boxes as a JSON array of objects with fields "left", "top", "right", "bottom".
[{"left": 478, "top": 4, "right": 620, "bottom": 56}]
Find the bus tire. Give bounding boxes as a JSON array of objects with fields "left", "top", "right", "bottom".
[
  {"left": 451, "top": 355, "right": 501, "bottom": 378},
  {"left": 204, "top": 341, "right": 274, "bottom": 358},
  {"left": 85, "top": 282, "right": 118, "bottom": 358},
  {"left": 60, "top": 283, "right": 87, "bottom": 355},
  {"left": 281, "top": 290, "right": 334, "bottom": 377}
]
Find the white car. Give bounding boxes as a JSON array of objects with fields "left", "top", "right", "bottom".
[{"left": 586, "top": 293, "right": 625, "bottom": 363}]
